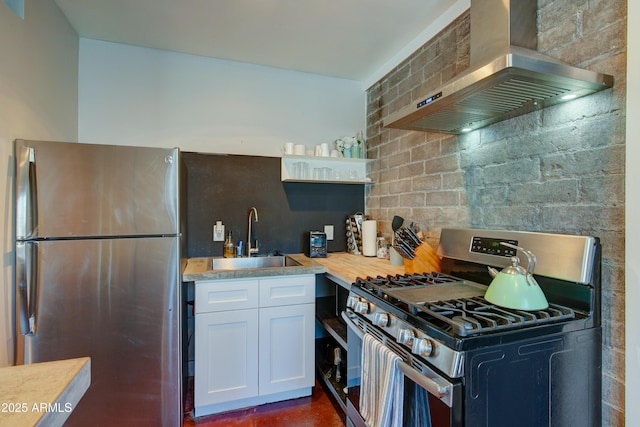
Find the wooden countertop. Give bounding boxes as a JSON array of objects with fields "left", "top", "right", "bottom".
[
  {"left": 288, "top": 253, "right": 406, "bottom": 286},
  {"left": 183, "top": 252, "right": 406, "bottom": 286},
  {"left": 0, "top": 357, "right": 91, "bottom": 427}
]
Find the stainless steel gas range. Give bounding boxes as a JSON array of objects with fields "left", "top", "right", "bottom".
[{"left": 342, "top": 228, "right": 601, "bottom": 427}]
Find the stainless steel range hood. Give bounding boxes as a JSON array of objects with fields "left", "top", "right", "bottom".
[{"left": 384, "top": 0, "right": 614, "bottom": 135}]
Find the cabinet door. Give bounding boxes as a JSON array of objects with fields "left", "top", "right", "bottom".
[
  {"left": 194, "top": 309, "right": 259, "bottom": 407},
  {"left": 258, "top": 303, "right": 315, "bottom": 395}
]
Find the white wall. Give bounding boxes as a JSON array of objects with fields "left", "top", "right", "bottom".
[
  {"left": 0, "top": 0, "right": 78, "bottom": 367},
  {"left": 626, "top": 0, "right": 638, "bottom": 424},
  {"left": 78, "top": 39, "right": 366, "bottom": 156}
]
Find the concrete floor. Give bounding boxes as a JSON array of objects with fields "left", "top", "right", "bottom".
[{"left": 184, "top": 378, "right": 346, "bottom": 427}]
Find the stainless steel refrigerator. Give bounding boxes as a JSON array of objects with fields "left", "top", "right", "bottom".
[{"left": 14, "top": 139, "right": 184, "bottom": 426}]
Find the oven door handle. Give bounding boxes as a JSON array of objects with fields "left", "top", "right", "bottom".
[
  {"left": 341, "top": 311, "right": 453, "bottom": 404},
  {"left": 397, "top": 360, "right": 451, "bottom": 401}
]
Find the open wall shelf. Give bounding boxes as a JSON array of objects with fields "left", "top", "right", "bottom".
[{"left": 281, "top": 155, "right": 373, "bottom": 184}]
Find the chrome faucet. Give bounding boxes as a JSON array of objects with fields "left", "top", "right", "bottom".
[{"left": 247, "top": 207, "right": 259, "bottom": 257}]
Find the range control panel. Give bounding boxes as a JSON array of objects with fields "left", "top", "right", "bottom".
[{"left": 470, "top": 236, "right": 518, "bottom": 257}]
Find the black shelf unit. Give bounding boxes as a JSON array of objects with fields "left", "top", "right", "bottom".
[
  {"left": 316, "top": 296, "right": 347, "bottom": 349},
  {"left": 315, "top": 275, "right": 351, "bottom": 414},
  {"left": 315, "top": 337, "right": 348, "bottom": 413}
]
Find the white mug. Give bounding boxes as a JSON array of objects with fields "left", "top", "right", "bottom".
[
  {"left": 320, "top": 143, "right": 330, "bottom": 157},
  {"left": 315, "top": 145, "right": 322, "bottom": 156},
  {"left": 282, "top": 142, "right": 294, "bottom": 155},
  {"left": 294, "top": 144, "right": 306, "bottom": 155},
  {"left": 330, "top": 149, "right": 340, "bottom": 157}
]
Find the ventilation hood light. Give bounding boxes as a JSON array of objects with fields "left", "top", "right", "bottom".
[
  {"left": 384, "top": 0, "right": 613, "bottom": 135},
  {"left": 561, "top": 94, "right": 578, "bottom": 101}
]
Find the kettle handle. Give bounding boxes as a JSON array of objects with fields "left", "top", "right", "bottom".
[
  {"left": 487, "top": 266, "right": 500, "bottom": 278},
  {"left": 500, "top": 242, "right": 537, "bottom": 283}
]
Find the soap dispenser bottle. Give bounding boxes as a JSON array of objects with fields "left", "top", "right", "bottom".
[{"left": 223, "top": 231, "right": 235, "bottom": 258}]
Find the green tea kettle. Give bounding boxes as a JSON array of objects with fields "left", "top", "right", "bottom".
[{"left": 485, "top": 242, "right": 549, "bottom": 311}]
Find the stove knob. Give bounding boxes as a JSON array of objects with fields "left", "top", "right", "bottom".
[
  {"left": 396, "top": 329, "right": 415, "bottom": 346},
  {"left": 373, "top": 312, "right": 389, "bottom": 327},
  {"left": 346, "top": 296, "right": 358, "bottom": 309},
  {"left": 354, "top": 301, "right": 370, "bottom": 314},
  {"left": 412, "top": 338, "right": 434, "bottom": 357}
]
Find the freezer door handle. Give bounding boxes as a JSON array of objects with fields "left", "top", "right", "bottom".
[
  {"left": 15, "top": 144, "right": 38, "bottom": 239},
  {"left": 16, "top": 242, "right": 38, "bottom": 335}
]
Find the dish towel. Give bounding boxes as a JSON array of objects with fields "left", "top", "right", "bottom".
[
  {"left": 405, "top": 379, "right": 432, "bottom": 427},
  {"left": 359, "top": 333, "right": 404, "bottom": 427}
]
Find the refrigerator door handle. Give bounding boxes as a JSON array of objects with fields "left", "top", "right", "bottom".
[
  {"left": 16, "top": 144, "right": 38, "bottom": 239},
  {"left": 16, "top": 242, "right": 38, "bottom": 335}
]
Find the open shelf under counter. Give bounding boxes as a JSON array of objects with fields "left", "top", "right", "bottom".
[
  {"left": 315, "top": 337, "right": 348, "bottom": 414},
  {"left": 281, "top": 155, "right": 374, "bottom": 184},
  {"left": 316, "top": 296, "right": 347, "bottom": 350}
]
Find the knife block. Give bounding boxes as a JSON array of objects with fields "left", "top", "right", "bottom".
[{"left": 404, "top": 243, "right": 442, "bottom": 274}]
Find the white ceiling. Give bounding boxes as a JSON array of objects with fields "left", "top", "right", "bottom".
[{"left": 54, "top": 0, "right": 468, "bottom": 84}]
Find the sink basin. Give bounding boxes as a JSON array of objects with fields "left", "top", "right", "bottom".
[{"left": 211, "top": 256, "right": 301, "bottom": 271}]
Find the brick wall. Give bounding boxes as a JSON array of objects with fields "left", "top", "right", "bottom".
[{"left": 365, "top": 0, "right": 626, "bottom": 425}]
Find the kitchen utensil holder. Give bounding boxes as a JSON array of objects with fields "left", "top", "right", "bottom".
[{"left": 403, "top": 243, "right": 441, "bottom": 274}]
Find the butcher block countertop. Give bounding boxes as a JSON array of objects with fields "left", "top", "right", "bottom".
[
  {"left": 0, "top": 357, "right": 90, "bottom": 427},
  {"left": 183, "top": 252, "right": 406, "bottom": 286},
  {"left": 289, "top": 253, "right": 405, "bottom": 286}
]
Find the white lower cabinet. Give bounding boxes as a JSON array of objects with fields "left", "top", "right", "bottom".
[
  {"left": 258, "top": 303, "right": 315, "bottom": 396},
  {"left": 194, "top": 274, "right": 315, "bottom": 417},
  {"left": 194, "top": 308, "right": 259, "bottom": 406}
]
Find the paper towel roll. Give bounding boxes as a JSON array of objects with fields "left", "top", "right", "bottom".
[{"left": 361, "top": 220, "right": 377, "bottom": 257}]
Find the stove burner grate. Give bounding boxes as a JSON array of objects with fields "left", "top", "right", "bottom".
[
  {"left": 355, "top": 272, "right": 460, "bottom": 290},
  {"left": 354, "top": 272, "right": 576, "bottom": 337},
  {"left": 414, "top": 296, "right": 575, "bottom": 336}
]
